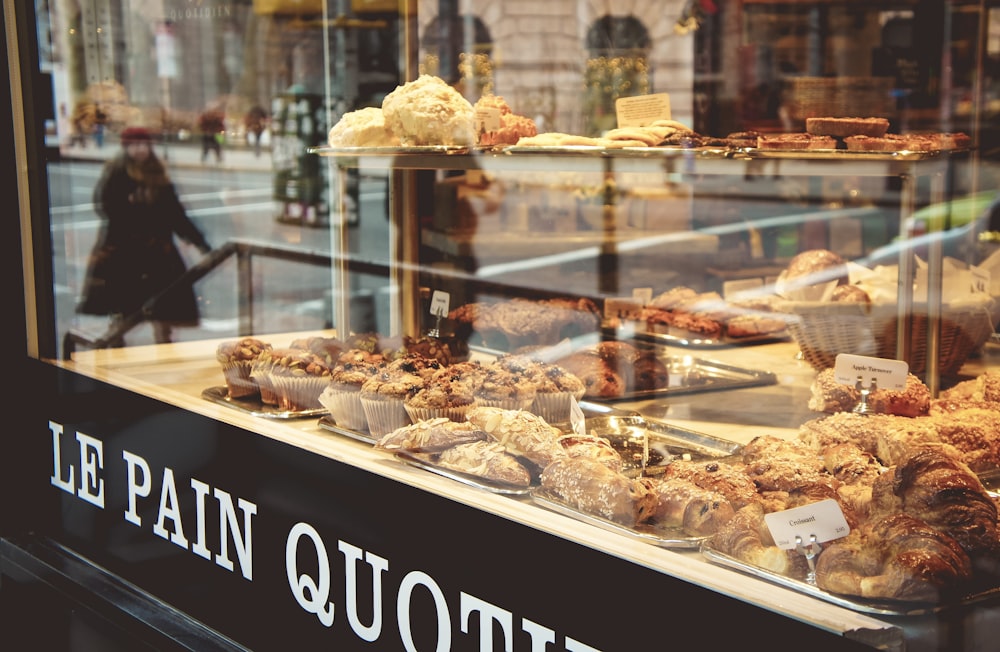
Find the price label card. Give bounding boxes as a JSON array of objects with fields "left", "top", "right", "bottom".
[
  {"left": 631, "top": 287, "right": 653, "bottom": 305},
  {"left": 834, "top": 353, "right": 908, "bottom": 390},
  {"left": 429, "top": 290, "right": 450, "bottom": 319},
  {"left": 604, "top": 296, "right": 643, "bottom": 320},
  {"left": 474, "top": 107, "right": 502, "bottom": 137},
  {"left": 764, "top": 499, "right": 851, "bottom": 550},
  {"left": 615, "top": 93, "right": 672, "bottom": 128}
]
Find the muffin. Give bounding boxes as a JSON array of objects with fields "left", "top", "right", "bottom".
[
  {"left": 359, "top": 357, "right": 431, "bottom": 436},
  {"left": 250, "top": 347, "right": 286, "bottom": 406},
  {"left": 216, "top": 337, "right": 272, "bottom": 399},
  {"left": 474, "top": 362, "right": 537, "bottom": 411},
  {"left": 527, "top": 362, "right": 586, "bottom": 424},
  {"left": 269, "top": 349, "right": 334, "bottom": 411},
  {"left": 318, "top": 356, "right": 385, "bottom": 431},
  {"left": 290, "top": 336, "right": 347, "bottom": 367},
  {"left": 404, "top": 367, "right": 478, "bottom": 423}
]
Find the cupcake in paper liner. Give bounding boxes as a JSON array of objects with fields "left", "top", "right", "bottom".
[
  {"left": 360, "top": 395, "right": 411, "bottom": 437},
  {"left": 319, "top": 358, "right": 385, "bottom": 430},
  {"left": 216, "top": 337, "right": 272, "bottom": 399},
  {"left": 250, "top": 349, "right": 282, "bottom": 405},
  {"left": 528, "top": 362, "right": 587, "bottom": 424},
  {"left": 269, "top": 350, "right": 333, "bottom": 412},
  {"left": 473, "top": 363, "right": 536, "bottom": 411},
  {"left": 318, "top": 384, "right": 368, "bottom": 431},
  {"left": 359, "top": 365, "right": 426, "bottom": 436},
  {"left": 403, "top": 373, "right": 476, "bottom": 423}
]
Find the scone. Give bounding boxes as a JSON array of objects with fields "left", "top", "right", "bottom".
[
  {"left": 327, "top": 106, "right": 399, "bottom": 147},
  {"left": 381, "top": 75, "right": 475, "bottom": 146}
]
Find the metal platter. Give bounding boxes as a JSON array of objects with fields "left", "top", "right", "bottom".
[
  {"left": 700, "top": 542, "right": 1000, "bottom": 616},
  {"left": 598, "top": 352, "right": 778, "bottom": 402},
  {"left": 201, "top": 386, "right": 327, "bottom": 419},
  {"left": 604, "top": 324, "right": 790, "bottom": 350},
  {"left": 393, "top": 451, "right": 534, "bottom": 496},
  {"left": 531, "top": 488, "right": 707, "bottom": 549},
  {"left": 317, "top": 415, "right": 377, "bottom": 445},
  {"left": 309, "top": 145, "right": 471, "bottom": 156}
]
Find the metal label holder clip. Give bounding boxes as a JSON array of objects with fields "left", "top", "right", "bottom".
[{"left": 853, "top": 376, "right": 877, "bottom": 415}]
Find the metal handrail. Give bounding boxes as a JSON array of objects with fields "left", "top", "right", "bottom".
[{"left": 61, "top": 239, "right": 362, "bottom": 360}]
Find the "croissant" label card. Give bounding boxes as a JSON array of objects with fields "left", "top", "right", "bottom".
[{"left": 763, "top": 499, "right": 851, "bottom": 550}]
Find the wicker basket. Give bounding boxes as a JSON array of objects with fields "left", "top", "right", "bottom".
[{"left": 777, "top": 299, "right": 995, "bottom": 375}]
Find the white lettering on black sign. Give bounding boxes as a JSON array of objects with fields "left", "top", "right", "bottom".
[{"left": 48, "top": 420, "right": 601, "bottom": 650}]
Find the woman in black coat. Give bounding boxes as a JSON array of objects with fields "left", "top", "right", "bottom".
[{"left": 78, "top": 126, "right": 211, "bottom": 345}]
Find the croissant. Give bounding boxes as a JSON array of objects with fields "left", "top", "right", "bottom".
[
  {"left": 539, "top": 456, "right": 658, "bottom": 526},
  {"left": 871, "top": 446, "right": 999, "bottom": 558},
  {"left": 708, "top": 502, "right": 809, "bottom": 578},
  {"left": 815, "top": 513, "right": 972, "bottom": 602}
]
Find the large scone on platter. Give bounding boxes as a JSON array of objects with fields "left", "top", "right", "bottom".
[
  {"left": 381, "top": 74, "right": 476, "bottom": 146},
  {"left": 327, "top": 106, "right": 399, "bottom": 147}
]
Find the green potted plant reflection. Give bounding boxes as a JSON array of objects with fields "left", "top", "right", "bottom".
[{"left": 583, "top": 55, "right": 650, "bottom": 136}]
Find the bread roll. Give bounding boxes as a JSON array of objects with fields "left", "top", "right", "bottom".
[{"left": 784, "top": 249, "right": 848, "bottom": 287}]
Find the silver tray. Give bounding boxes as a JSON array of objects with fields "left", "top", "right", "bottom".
[
  {"left": 604, "top": 323, "right": 789, "bottom": 349},
  {"left": 701, "top": 541, "right": 1000, "bottom": 616},
  {"left": 309, "top": 145, "right": 470, "bottom": 156},
  {"left": 317, "top": 415, "right": 377, "bottom": 445},
  {"left": 531, "top": 488, "right": 706, "bottom": 549},
  {"left": 501, "top": 145, "right": 737, "bottom": 159},
  {"left": 745, "top": 148, "right": 952, "bottom": 161},
  {"left": 394, "top": 451, "right": 534, "bottom": 496},
  {"left": 583, "top": 415, "right": 741, "bottom": 476},
  {"left": 201, "top": 386, "right": 327, "bottom": 419},
  {"left": 598, "top": 349, "right": 778, "bottom": 402}
]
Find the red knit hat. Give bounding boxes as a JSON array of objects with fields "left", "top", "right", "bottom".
[{"left": 120, "top": 126, "right": 153, "bottom": 144}]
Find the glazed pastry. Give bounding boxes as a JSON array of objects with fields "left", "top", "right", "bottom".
[{"left": 557, "top": 434, "right": 624, "bottom": 473}]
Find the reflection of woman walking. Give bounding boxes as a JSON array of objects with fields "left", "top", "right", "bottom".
[{"left": 78, "top": 127, "right": 211, "bottom": 345}]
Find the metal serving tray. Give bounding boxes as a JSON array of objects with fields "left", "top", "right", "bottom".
[
  {"left": 201, "top": 386, "right": 327, "bottom": 419},
  {"left": 393, "top": 451, "right": 534, "bottom": 496},
  {"left": 317, "top": 415, "right": 377, "bottom": 445},
  {"left": 700, "top": 541, "right": 1000, "bottom": 616},
  {"left": 604, "top": 324, "right": 789, "bottom": 349},
  {"left": 601, "top": 351, "right": 778, "bottom": 402},
  {"left": 530, "top": 488, "right": 707, "bottom": 549}
]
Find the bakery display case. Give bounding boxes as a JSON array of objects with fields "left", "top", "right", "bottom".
[{"left": 6, "top": 1, "right": 1000, "bottom": 651}]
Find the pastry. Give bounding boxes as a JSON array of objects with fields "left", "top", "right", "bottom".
[
  {"left": 381, "top": 74, "right": 475, "bottom": 146},
  {"left": 327, "top": 106, "right": 399, "bottom": 147},
  {"left": 756, "top": 133, "right": 837, "bottom": 150},
  {"left": 805, "top": 117, "right": 890, "bottom": 138},
  {"left": 465, "top": 406, "right": 566, "bottom": 471},
  {"left": 557, "top": 434, "right": 624, "bottom": 473},
  {"left": 645, "top": 476, "right": 736, "bottom": 536},
  {"left": 429, "top": 441, "right": 532, "bottom": 487},
  {"left": 539, "top": 456, "right": 658, "bottom": 526},
  {"left": 709, "top": 502, "right": 810, "bottom": 578},
  {"left": 474, "top": 94, "right": 537, "bottom": 147},
  {"left": 374, "top": 417, "right": 488, "bottom": 453},
  {"left": 815, "top": 513, "right": 972, "bottom": 602}
]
